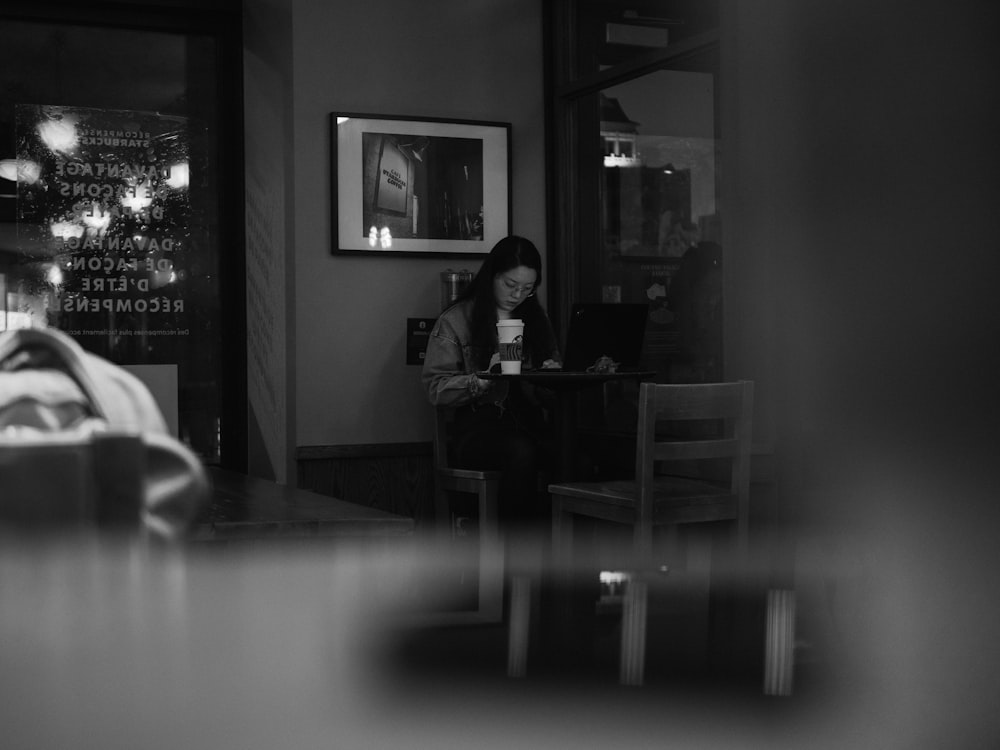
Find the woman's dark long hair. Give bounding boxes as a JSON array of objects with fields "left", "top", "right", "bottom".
[{"left": 453, "top": 235, "right": 550, "bottom": 368}]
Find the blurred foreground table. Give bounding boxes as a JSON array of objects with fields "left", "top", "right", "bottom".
[
  {"left": 192, "top": 467, "right": 414, "bottom": 543},
  {"left": 0, "top": 522, "right": 947, "bottom": 750},
  {"left": 0, "top": 536, "right": 520, "bottom": 750}
]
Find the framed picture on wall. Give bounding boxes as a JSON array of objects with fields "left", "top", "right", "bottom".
[{"left": 330, "top": 112, "right": 511, "bottom": 256}]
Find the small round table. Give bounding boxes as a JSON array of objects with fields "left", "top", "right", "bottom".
[{"left": 480, "top": 369, "right": 657, "bottom": 480}]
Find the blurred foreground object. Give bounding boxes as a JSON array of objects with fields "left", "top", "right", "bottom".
[{"left": 0, "top": 326, "right": 208, "bottom": 540}]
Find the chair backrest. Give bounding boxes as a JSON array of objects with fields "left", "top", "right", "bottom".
[{"left": 634, "top": 381, "right": 754, "bottom": 541}]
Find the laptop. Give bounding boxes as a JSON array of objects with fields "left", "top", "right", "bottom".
[{"left": 556, "top": 303, "right": 649, "bottom": 372}]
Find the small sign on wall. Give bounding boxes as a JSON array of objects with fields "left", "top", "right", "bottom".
[{"left": 406, "top": 318, "right": 437, "bottom": 365}]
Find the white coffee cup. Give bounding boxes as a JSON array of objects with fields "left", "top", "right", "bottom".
[{"left": 496, "top": 319, "right": 524, "bottom": 374}]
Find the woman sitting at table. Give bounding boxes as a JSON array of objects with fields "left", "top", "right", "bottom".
[{"left": 422, "top": 235, "right": 561, "bottom": 527}]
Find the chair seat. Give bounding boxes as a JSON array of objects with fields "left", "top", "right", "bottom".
[
  {"left": 440, "top": 467, "right": 502, "bottom": 482},
  {"left": 549, "top": 475, "right": 738, "bottom": 525},
  {"left": 439, "top": 467, "right": 502, "bottom": 497}
]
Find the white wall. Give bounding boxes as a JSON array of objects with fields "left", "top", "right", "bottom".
[
  {"left": 244, "top": 0, "right": 294, "bottom": 481},
  {"left": 291, "top": 0, "right": 546, "bottom": 447}
]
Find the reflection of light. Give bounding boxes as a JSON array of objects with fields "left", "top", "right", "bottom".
[
  {"left": 164, "top": 162, "right": 189, "bottom": 189},
  {"left": 599, "top": 571, "right": 630, "bottom": 585},
  {"left": 120, "top": 178, "right": 153, "bottom": 212},
  {"left": 37, "top": 116, "right": 78, "bottom": 154},
  {"left": 604, "top": 154, "right": 641, "bottom": 168},
  {"left": 50, "top": 221, "right": 84, "bottom": 240},
  {"left": 2, "top": 312, "right": 34, "bottom": 331},
  {"left": 0, "top": 159, "right": 41, "bottom": 184},
  {"left": 81, "top": 202, "right": 111, "bottom": 237},
  {"left": 368, "top": 226, "right": 393, "bottom": 248},
  {"left": 337, "top": 117, "right": 350, "bottom": 125},
  {"left": 46, "top": 264, "right": 64, "bottom": 287},
  {"left": 599, "top": 570, "right": 631, "bottom": 598},
  {"left": 151, "top": 267, "right": 173, "bottom": 289}
]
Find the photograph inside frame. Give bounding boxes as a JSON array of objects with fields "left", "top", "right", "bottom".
[
  {"left": 363, "top": 131, "right": 484, "bottom": 245},
  {"left": 333, "top": 114, "right": 509, "bottom": 255}
]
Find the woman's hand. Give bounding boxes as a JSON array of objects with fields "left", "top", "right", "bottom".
[{"left": 469, "top": 374, "right": 492, "bottom": 398}]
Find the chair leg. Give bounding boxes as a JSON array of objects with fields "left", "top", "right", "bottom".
[
  {"left": 507, "top": 574, "right": 531, "bottom": 678},
  {"left": 763, "top": 588, "right": 796, "bottom": 696},
  {"left": 433, "top": 482, "right": 452, "bottom": 547},
  {"left": 477, "top": 482, "right": 504, "bottom": 623},
  {"left": 551, "top": 497, "right": 573, "bottom": 572},
  {"left": 661, "top": 524, "right": 680, "bottom": 570},
  {"left": 620, "top": 578, "right": 648, "bottom": 686},
  {"left": 633, "top": 519, "right": 654, "bottom": 565}
]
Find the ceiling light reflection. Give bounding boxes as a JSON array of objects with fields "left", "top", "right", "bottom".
[
  {"left": 164, "top": 162, "right": 189, "bottom": 189},
  {"left": 50, "top": 221, "right": 84, "bottom": 240},
  {"left": 37, "top": 116, "right": 79, "bottom": 155},
  {"left": 120, "top": 178, "right": 154, "bottom": 213},
  {"left": 46, "top": 264, "right": 64, "bottom": 287},
  {"left": 81, "top": 202, "right": 111, "bottom": 238}
]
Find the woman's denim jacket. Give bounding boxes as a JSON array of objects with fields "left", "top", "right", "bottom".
[{"left": 421, "top": 299, "right": 559, "bottom": 410}]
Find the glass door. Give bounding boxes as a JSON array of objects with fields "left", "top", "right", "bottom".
[{"left": 0, "top": 4, "right": 245, "bottom": 466}]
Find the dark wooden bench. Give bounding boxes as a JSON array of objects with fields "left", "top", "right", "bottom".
[{"left": 191, "top": 467, "right": 415, "bottom": 542}]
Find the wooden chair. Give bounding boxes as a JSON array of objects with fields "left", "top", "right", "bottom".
[
  {"left": 550, "top": 380, "right": 754, "bottom": 564},
  {"left": 547, "top": 380, "right": 754, "bottom": 684},
  {"left": 430, "top": 406, "right": 504, "bottom": 624}
]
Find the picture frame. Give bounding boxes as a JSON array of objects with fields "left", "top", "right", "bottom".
[{"left": 330, "top": 112, "right": 511, "bottom": 256}]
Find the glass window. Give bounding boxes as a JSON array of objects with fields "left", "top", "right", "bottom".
[
  {"left": 597, "top": 70, "right": 720, "bottom": 382},
  {"left": 0, "top": 16, "right": 233, "bottom": 462},
  {"left": 549, "top": 0, "right": 722, "bottom": 384}
]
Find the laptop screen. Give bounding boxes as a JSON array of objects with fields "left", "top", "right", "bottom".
[{"left": 561, "top": 303, "right": 649, "bottom": 372}]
